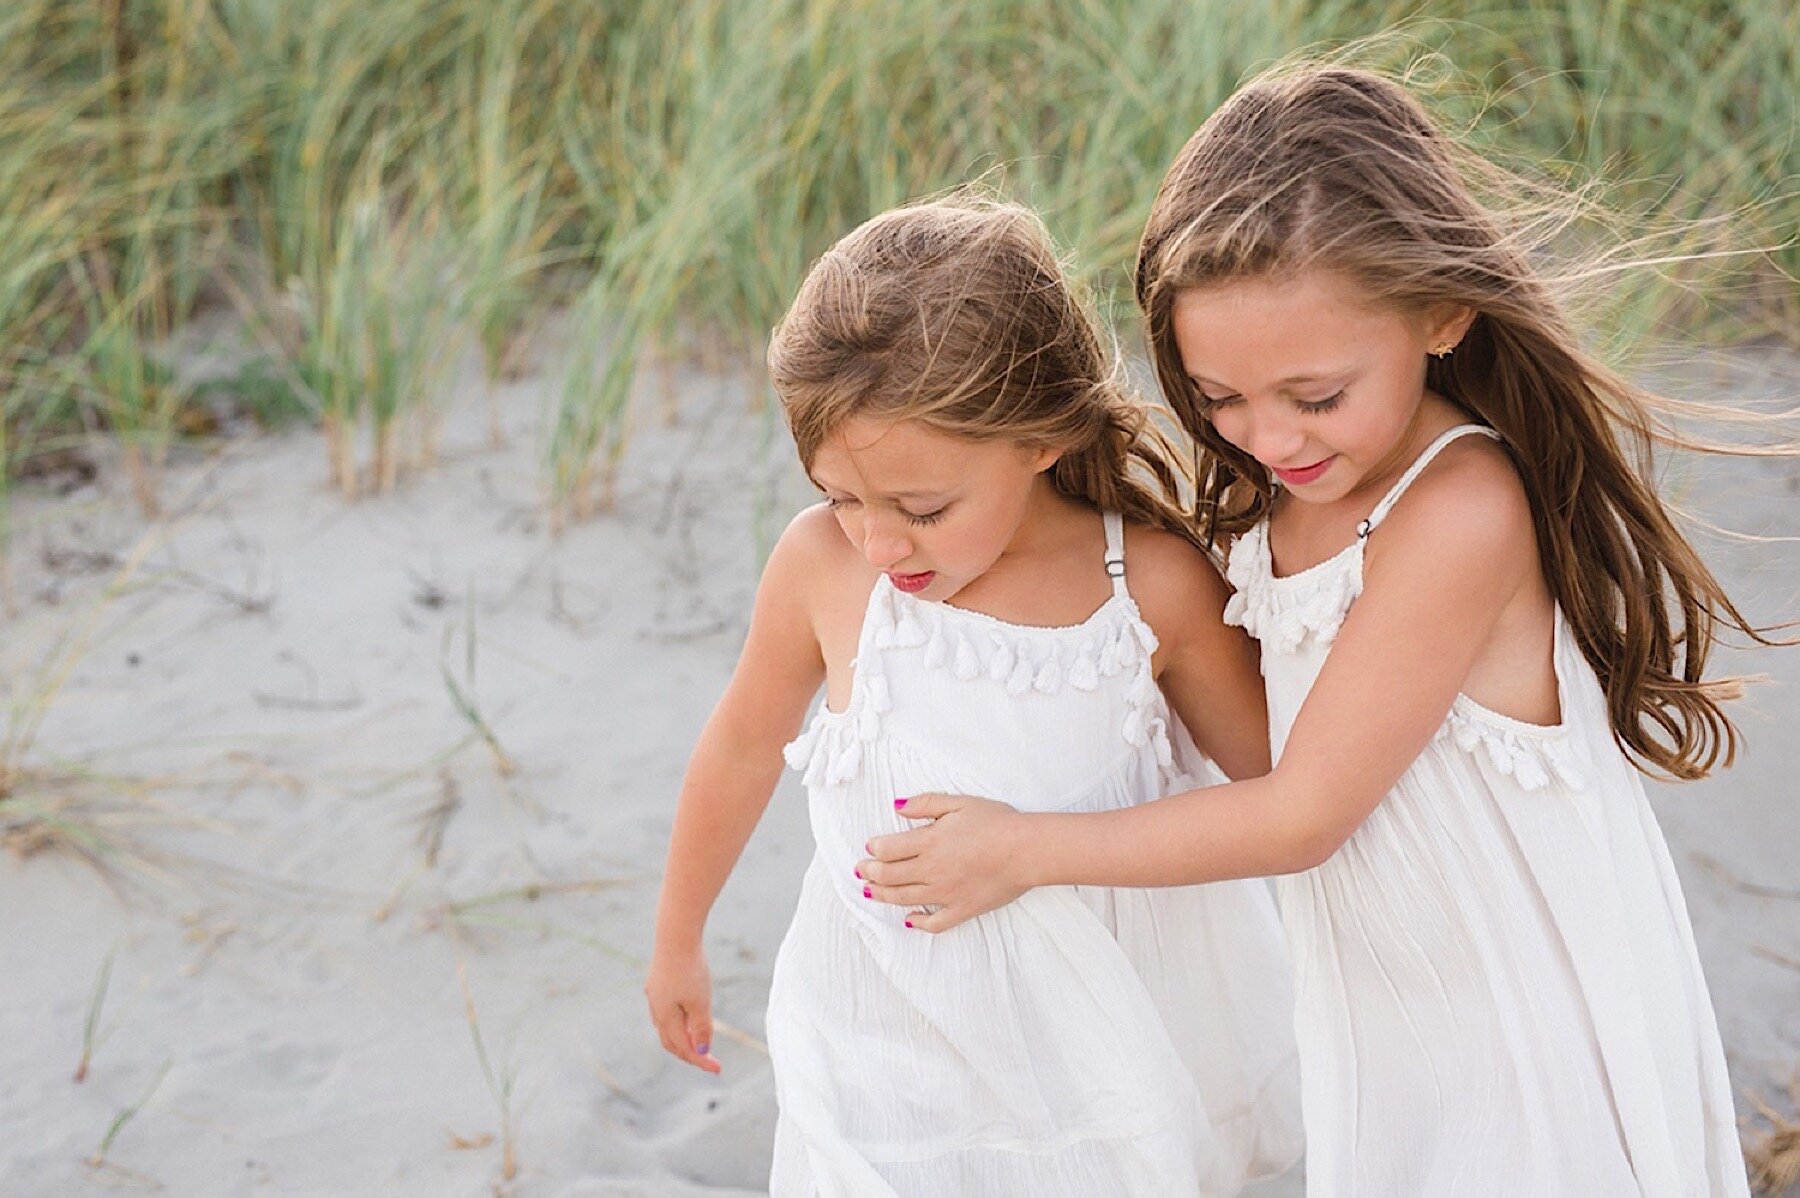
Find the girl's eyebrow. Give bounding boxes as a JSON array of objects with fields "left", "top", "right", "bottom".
[
  {"left": 809, "top": 474, "right": 950, "bottom": 501},
  {"left": 1191, "top": 369, "right": 1346, "bottom": 389}
]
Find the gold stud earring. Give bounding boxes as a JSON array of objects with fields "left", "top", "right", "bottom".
[{"left": 1431, "top": 343, "right": 1456, "bottom": 359}]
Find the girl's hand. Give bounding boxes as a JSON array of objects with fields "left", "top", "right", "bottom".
[
  {"left": 858, "top": 794, "right": 1028, "bottom": 932},
  {"left": 644, "top": 947, "right": 722, "bottom": 1074}
]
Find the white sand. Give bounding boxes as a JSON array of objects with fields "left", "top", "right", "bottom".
[{"left": 0, "top": 341, "right": 1794, "bottom": 1197}]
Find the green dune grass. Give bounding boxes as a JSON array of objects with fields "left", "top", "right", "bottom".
[{"left": 0, "top": 0, "right": 1791, "bottom": 528}]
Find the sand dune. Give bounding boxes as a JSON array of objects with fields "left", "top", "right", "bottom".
[{"left": 1, "top": 345, "right": 1794, "bottom": 1196}]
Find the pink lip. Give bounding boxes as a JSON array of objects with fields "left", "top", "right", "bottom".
[
  {"left": 888, "top": 571, "right": 935, "bottom": 594},
  {"left": 1271, "top": 456, "right": 1335, "bottom": 486}
]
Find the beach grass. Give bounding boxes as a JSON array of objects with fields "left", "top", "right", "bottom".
[
  {"left": 87, "top": 1055, "right": 171, "bottom": 1169},
  {"left": 456, "top": 958, "right": 520, "bottom": 1183},
  {"left": 73, "top": 944, "right": 120, "bottom": 1084},
  {"left": 0, "top": 0, "right": 1791, "bottom": 531}
]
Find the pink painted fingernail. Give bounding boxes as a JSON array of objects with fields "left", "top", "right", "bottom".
[
  {"left": 893, "top": 798, "right": 907, "bottom": 810},
  {"left": 853, "top": 867, "right": 862, "bottom": 880},
  {"left": 904, "top": 920, "right": 914, "bottom": 929},
  {"left": 862, "top": 886, "right": 872, "bottom": 899}
]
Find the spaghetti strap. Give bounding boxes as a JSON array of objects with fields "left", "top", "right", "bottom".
[
  {"left": 1102, "top": 511, "right": 1128, "bottom": 597},
  {"left": 1356, "top": 424, "right": 1502, "bottom": 540}
]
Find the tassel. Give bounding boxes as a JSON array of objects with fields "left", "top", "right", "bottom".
[
  {"left": 1512, "top": 749, "right": 1549, "bottom": 791},
  {"left": 953, "top": 635, "right": 980, "bottom": 680},
  {"left": 1150, "top": 719, "right": 1174, "bottom": 769},
  {"left": 832, "top": 737, "right": 863, "bottom": 783},
  {"left": 1034, "top": 657, "right": 1061, "bottom": 693},
  {"left": 1131, "top": 666, "right": 1159, "bottom": 705},
  {"left": 989, "top": 639, "right": 1014, "bottom": 683},
  {"left": 923, "top": 624, "right": 947, "bottom": 670},
  {"left": 1098, "top": 635, "right": 1122, "bottom": 677},
  {"left": 1132, "top": 619, "right": 1159, "bottom": 656},
  {"left": 894, "top": 606, "right": 927, "bottom": 648},
  {"left": 1006, "top": 653, "right": 1035, "bottom": 695},
  {"left": 1068, "top": 652, "right": 1099, "bottom": 691},
  {"left": 782, "top": 723, "right": 818, "bottom": 771}
]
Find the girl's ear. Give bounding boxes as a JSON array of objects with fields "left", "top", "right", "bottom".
[
  {"left": 1426, "top": 303, "right": 1478, "bottom": 352},
  {"left": 1030, "top": 445, "right": 1064, "bottom": 473}
]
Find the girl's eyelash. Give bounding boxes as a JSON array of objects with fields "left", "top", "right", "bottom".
[
  {"left": 824, "top": 495, "right": 944, "bottom": 526},
  {"left": 1196, "top": 389, "right": 1345, "bottom": 414}
]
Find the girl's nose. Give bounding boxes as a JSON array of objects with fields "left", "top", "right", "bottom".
[
  {"left": 862, "top": 518, "right": 912, "bottom": 571},
  {"left": 1242, "top": 410, "right": 1307, "bottom": 468}
]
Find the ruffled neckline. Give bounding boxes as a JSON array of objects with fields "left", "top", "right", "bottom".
[
  {"left": 1224, "top": 519, "right": 1588, "bottom": 793},
  {"left": 1222, "top": 521, "right": 1365, "bottom": 655},
  {"left": 1439, "top": 696, "right": 1586, "bottom": 792},
  {"left": 784, "top": 575, "right": 1176, "bottom": 788},
  {"left": 933, "top": 584, "right": 1133, "bottom": 636}
]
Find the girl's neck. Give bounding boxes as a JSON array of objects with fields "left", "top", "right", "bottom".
[
  {"left": 1263, "top": 394, "right": 1477, "bottom": 580},
  {"left": 1277, "top": 393, "right": 1469, "bottom": 523},
  {"left": 1006, "top": 476, "right": 1095, "bottom": 558},
  {"left": 943, "top": 480, "right": 1106, "bottom": 623}
]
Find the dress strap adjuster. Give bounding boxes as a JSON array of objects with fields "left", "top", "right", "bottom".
[{"left": 1101, "top": 511, "right": 1129, "bottom": 597}]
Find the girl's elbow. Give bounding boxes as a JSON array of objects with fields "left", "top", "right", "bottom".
[
  {"left": 1267, "top": 782, "right": 1360, "bottom": 873},
  {"left": 1281, "top": 825, "right": 1347, "bottom": 873}
]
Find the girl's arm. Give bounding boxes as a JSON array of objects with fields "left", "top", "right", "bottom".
[
  {"left": 646, "top": 508, "right": 834, "bottom": 1070},
  {"left": 861, "top": 449, "right": 1538, "bottom": 929},
  {"left": 1128, "top": 527, "right": 1270, "bottom": 781}
]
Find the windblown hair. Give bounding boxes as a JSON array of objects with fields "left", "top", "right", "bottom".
[
  {"left": 1134, "top": 64, "right": 1776, "bottom": 781},
  {"left": 771, "top": 194, "right": 1202, "bottom": 551}
]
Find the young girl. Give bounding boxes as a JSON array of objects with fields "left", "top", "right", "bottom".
[
  {"left": 859, "top": 69, "right": 1764, "bottom": 1195},
  {"left": 645, "top": 196, "right": 1302, "bottom": 1195}
]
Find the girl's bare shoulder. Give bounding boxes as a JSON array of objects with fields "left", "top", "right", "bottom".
[
  {"left": 1118, "top": 520, "right": 1232, "bottom": 631},
  {"left": 1363, "top": 434, "right": 1540, "bottom": 613},
  {"left": 1379, "top": 434, "right": 1536, "bottom": 559},
  {"left": 764, "top": 503, "right": 877, "bottom": 608}
]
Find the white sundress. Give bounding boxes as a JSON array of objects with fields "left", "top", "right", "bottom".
[
  {"left": 1223, "top": 423, "right": 1749, "bottom": 1197},
  {"left": 768, "top": 511, "right": 1303, "bottom": 1197}
]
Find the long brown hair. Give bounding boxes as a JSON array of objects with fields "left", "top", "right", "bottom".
[
  {"left": 1135, "top": 64, "right": 1781, "bottom": 781},
  {"left": 771, "top": 193, "right": 1202, "bottom": 551}
]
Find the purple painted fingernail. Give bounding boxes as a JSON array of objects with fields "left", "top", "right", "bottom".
[
  {"left": 862, "top": 886, "right": 872, "bottom": 899},
  {"left": 696, "top": 1042, "right": 710, "bottom": 1055}
]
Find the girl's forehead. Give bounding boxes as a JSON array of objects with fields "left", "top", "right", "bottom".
[
  {"left": 1174, "top": 269, "right": 1383, "bottom": 329},
  {"left": 810, "top": 417, "right": 1005, "bottom": 494},
  {"left": 1172, "top": 271, "right": 1406, "bottom": 371}
]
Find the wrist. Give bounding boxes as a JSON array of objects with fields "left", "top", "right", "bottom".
[
  {"left": 652, "top": 916, "right": 707, "bottom": 959},
  {"left": 1007, "top": 809, "right": 1055, "bottom": 890}
]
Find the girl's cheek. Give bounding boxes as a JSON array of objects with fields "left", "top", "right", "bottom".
[{"left": 1209, "top": 410, "right": 1252, "bottom": 453}]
